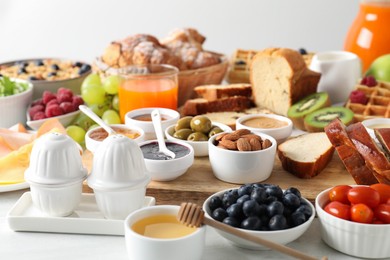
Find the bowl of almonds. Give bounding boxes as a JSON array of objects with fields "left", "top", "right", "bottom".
[{"left": 208, "top": 129, "right": 277, "bottom": 184}]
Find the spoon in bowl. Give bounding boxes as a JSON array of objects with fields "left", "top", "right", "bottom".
[
  {"left": 151, "top": 109, "right": 176, "bottom": 159},
  {"left": 79, "top": 105, "right": 116, "bottom": 135}
]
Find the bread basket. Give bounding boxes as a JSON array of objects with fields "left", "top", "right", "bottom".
[{"left": 93, "top": 52, "right": 229, "bottom": 107}]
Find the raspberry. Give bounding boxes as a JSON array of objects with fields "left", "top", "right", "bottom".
[
  {"left": 360, "top": 76, "right": 377, "bottom": 87},
  {"left": 57, "top": 87, "right": 74, "bottom": 97},
  {"left": 60, "top": 101, "right": 76, "bottom": 114},
  {"left": 57, "top": 92, "right": 73, "bottom": 103},
  {"left": 32, "top": 111, "right": 46, "bottom": 120},
  {"left": 31, "top": 98, "right": 44, "bottom": 107},
  {"left": 42, "top": 91, "right": 57, "bottom": 104},
  {"left": 45, "top": 104, "right": 64, "bottom": 117},
  {"left": 71, "top": 95, "right": 84, "bottom": 110},
  {"left": 46, "top": 98, "right": 59, "bottom": 107},
  {"left": 349, "top": 90, "right": 368, "bottom": 104},
  {"left": 28, "top": 104, "right": 45, "bottom": 118}
]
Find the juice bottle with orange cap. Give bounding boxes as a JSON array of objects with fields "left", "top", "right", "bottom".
[{"left": 344, "top": 0, "right": 390, "bottom": 73}]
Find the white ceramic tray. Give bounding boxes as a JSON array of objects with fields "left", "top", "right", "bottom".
[{"left": 7, "top": 192, "right": 155, "bottom": 236}]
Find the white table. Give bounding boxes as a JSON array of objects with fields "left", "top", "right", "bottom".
[{"left": 0, "top": 188, "right": 361, "bottom": 260}]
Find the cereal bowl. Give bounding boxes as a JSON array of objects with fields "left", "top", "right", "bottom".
[
  {"left": 124, "top": 205, "right": 206, "bottom": 260},
  {"left": 208, "top": 131, "right": 276, "bottom": 184},
  {"left": 125, "top": 107, "right": 180, "bottom": 140},
  {"left": 165, "top": 122, "right": 232, "bottom": 157},
  {"left": 0, "top": 77, "right": 33, "bottom": 128},
  {"left": 85, "top": 124, "right": 145, "bottom": 153},
  {"left": 316, "top": 186, "right": 390, "bottom": 259},
  {"left": 203, "top": 185, "right": 315, "bottom": 250},
  {"left": 139, "top": 139, "right": 194, "bottom": 181},
  {"left": 236, "top": 114, "right": 293, "bottom": 144},
  {"left": 0, "top": 58, "right": 91, "bottom": 99}
]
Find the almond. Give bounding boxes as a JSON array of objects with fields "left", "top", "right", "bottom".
[
  {"left": 219, "top": 139, "right": 237, "bottom": 150},
  {"left": 237, "top": 138, "right": 251, "bottom": 151},
  {"left": 215, "top": 133, "right": 228, "bottom": 141},
  {"left": 241, "top": 134, "right": 262, "bottom": 142},
  {"left": 235, "top": 129, "right": 251, "bottom": 136},
  {"left": 249, "top": 138, "right": 262, "bottom": 151},
  {"left": 262, "top": 139, "right": 272, "bottom": 149},
  {"left": 222, "top": 133, "right": 240, "bottom": 141}
]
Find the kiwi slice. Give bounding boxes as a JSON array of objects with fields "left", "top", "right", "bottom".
[
  {"left": 304, "top": 106, "right": 354, "bottom": 132},
  {"left": 288, "top": 92, "right": 331, "bottom": 131}
]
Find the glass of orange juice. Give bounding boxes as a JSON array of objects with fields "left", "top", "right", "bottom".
[{"left": 118, "top": 64, "right": 179, "bottom": 122}]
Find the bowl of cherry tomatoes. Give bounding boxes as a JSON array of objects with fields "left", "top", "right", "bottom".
[{"left": 315, "top": 184, "right": 390, "bottom": 259}]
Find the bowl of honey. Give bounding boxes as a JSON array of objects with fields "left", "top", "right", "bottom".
[{"left": 124, "top": 205, "right": 206, "bottom": 260}]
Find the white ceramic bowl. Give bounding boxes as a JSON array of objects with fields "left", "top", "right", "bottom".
[
  {"left": 139, "top": 139, "right": 194, "bottom": 181},
  {"left": 125, "top": 107, "right": 180, "bottom": 140},
  {"left": 203, "top": 188, "right": 315, "bottom": 250},
  {"left": 208, "top": 132, "right": 276, "bottom": 184},
  {"left": 316, "top": 186, "right": 390, "bottom": 259},
  {"left": 85, "top": 124, "right": 145, "bottom": 153},
  {"left": 236, "top": 113, "right": 293, "bottom": 144},
  {"left": 165, "top": 122, "right": 232, "bottom": 157},
  {"left": 124, "top": 205, "right": 206, "bottom": 260},
  {"left": 362, "top": 117, "right": 390, "bottom": 141},
  {"left": 0, "top": 78, "right": 33, "bottom": 128},
  {"left": 26, "top": 108, "right": 80, "bottom": 130}
]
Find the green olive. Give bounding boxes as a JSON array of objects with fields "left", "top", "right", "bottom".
[
  {"left": 190, "top": 115, "right": 212, "bottom": 134},
  {"left": 208, "top": 126, "right": 223, "bottom": 138},
  {"left": 187, "top": 132, "right": 208, "bottom": 142},
  {"left": 174, "top": 116, "right": 193, "bottom": 131},
  {"left": 173, "top": 128, "right": 193, "bottom": 140}
]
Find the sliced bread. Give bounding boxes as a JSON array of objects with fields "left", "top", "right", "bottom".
[
  {"left": 375, "top": 128, "right": 390, "bottom": 157},
  {"left": 277, "top": 132, "right": 335, "bottom": 179},
  {"left": 250, "top": 48, "right": 320, "bottom": 116},
  {"left": 194, "top": 84, "right": 252, "bottom": 101}
]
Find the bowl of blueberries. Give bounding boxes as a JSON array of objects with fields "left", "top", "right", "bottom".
[
  {"left": 202, "top": 183, "right": 315, "bottom": 250},
  {"left": 0, "top": 58, "right": 92, "bottom": 99}
]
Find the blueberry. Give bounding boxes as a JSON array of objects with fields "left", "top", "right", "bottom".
[
  {"left": 78, "top": 64, "right": 91, "bottom": 75},
  {"left": 223, "top": 217, "right": 240, "bottom": 227},
  {"left": 298, "top": 48, "right": 308, "bottom": 55},
  {"left": 226, "top": 203, "right": 243, "bottom": 220},
  {"left": 17, "top": 67, "right": 27, "bottom": 74},
  {"left": 241, "top": 216, "right": 262, "bottom": 230},
  {"left": 73, "top": 61, "right": 83, "bottom": 67},
  {"left": 238, "top": 184, "right": 253, "bottom": 197},
  {"left": 28, "top": 76, "right": 38, "bottom": 80},
  {"left": 284, "top": 187, "right": 301, "bottom": 198},
  {"left": 265, "top": 195, "right": 278, "bottom": 204},
  {"left": 212, "top": 207, "right": 228, "bottom": 222},
  {"left": 267, "top": 201, "right": 284, "bottom": 217},
  {"left": 47, "top": 72, "right": 57, "bottom": 77},
  {"left": 269, "top": 214, "right": 287, "bottom": 230},
  {"left": 265, "top": 185, "right": 283, "bottom": 200},
  {"left": 35, "top": 60, "right": 44, "bottom": 66},
  {"left": 295, "top": 203, "right": 313, "bottom": 218},
  {"left": 242, "top": 199, "right": 261, "bottom": 217},
  {"left": 237, "top": 194, "right": 250, "bottom": 204},
  {"left": 18, "top": 61, "right": 28, "bottom": 68},
  {"left": 250, "top": 187, "right": 267, "bottom": 204},
  {"left": 282, "top": 193, "right": 301, "bottom": 209},
  {"left": 283, "top": 205, "right": 293, "bottom": 217},
  {"left": 222, "top": 190, "right": 239, "bottom": 209},
  {"left": 51, "top": 64, "right": 60, "bottom": 71},
  {"left": 291, "top": 211, "right": 306, "bottom": 227},
  {"left": 208, "top": 196, "right": 222, "bottom": 211}
]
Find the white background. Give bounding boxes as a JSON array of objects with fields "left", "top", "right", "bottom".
[{"left": 0, "top": 0, "right": 358, "bottom": 64}]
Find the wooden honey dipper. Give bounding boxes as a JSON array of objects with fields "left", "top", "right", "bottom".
[{"left": 177, "top": 202, "right": 328, "bottom": 260}]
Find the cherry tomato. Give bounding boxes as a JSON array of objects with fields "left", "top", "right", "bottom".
[
  {"left": 324, "top": 201, "right": 351, "bottom": 220},
  {"left": 370, "top": 183, "right": 390, "bottom": 204},
  {"left": 347, "top": 186, "right": 380, "bottom": 208},
  {"left": 350, "top": 203, "right": 374, "bottom": 223},
  {"left": 387, "top": 198, "right": 390, "bottom": 205},
  {"left": 374, "top": 203, "right": 390, "bottom": 224},
  {"left": 329, "top": 185, "right": 352, "bottom": 204}
]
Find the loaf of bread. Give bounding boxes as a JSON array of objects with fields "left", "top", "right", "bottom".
[
  {"left": 250, "top": 48, "right": 321, "bottom": 116},
  {"left": 181, "top": 96, "right": 254, "bottom": 116},
  {"left": 194, "top": 84, "right": 252, "bottom": 101},
  {"left": 324, "top": 118, "right": 379, "bottom": 185},
  {"left": 277, "top": 132, "right": 335, "bottom": 179}
]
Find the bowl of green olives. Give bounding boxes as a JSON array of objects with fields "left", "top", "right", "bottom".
[
  {"left": 203, "top": 184, "right": 315, "bottom": 250},
  {"left": 164, "top": 115, "right": 232, "bottom": 157}
]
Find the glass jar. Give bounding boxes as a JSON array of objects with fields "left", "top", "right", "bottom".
[{"left": 344, "top": 0, "right": 390, "bottom": 72}]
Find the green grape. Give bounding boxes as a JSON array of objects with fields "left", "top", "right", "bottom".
[
  {"left": 72, "top": 113, "right": 95, "bottom": 131},
  {"left": 112, "top": 94, "right": 119, "bottom": 111},
  {"left": 81, "top": 73, "right": 102, "bottom": 90},
  {"left": 81, "top": 84, "right": 106, "bottom": 105},
  {"left": 102, "top": 109, "right": 121, "bottom": 124},
  {"left": 90, "top": 103, "right": 110, "bottom": 117},
  {"left": 103, "top": 75, "right": 121, "bottom": 95},
  {"left": 87, "top": 124, "right": 100, "bottom": 131},
  {"left": 66, "top": 125, "right": 86, "bottom": 145}
]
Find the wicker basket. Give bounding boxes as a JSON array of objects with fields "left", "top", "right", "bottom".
[{"left": 93, "top": 53, "right": 229, "bottom": 107}]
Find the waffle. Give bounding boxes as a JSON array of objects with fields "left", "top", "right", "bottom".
[
  {"left": 345, "top": 81, "right": 390, "bottom": 122},
  {"left": 226, "top": 49, "right": 314, "bottom": 84}
]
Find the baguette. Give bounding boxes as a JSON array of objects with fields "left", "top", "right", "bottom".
[
  {"left": 277, "top": 132, "right": 334, "bottom": 179},
  {"left": 194, "top": 84, "right": 252, "bottom": 101}
]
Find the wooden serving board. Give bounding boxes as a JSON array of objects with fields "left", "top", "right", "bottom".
[{"left": 81, "top": 150, "right": 354, "bottom": 206}]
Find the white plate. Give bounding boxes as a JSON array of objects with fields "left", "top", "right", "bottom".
[
  {"left": 0, "top": 182, "right": 29, "bottom": 193},
  {"left": 7, "top": 192, "right": 156, "bottom": 236}
]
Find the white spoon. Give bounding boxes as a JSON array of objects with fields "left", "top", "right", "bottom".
[
  {"left": 151, "top": 109, "right": 176, "bottom": 159},
  {"left": 79, "top": 105, "right": 116, "bottom": 135}
]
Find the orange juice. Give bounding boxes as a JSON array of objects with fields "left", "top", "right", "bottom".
[
  {"left": 131, "top": 214, "right": 196, "bottom": 239},
  {"left": 344, "top": 0, "right": 390, "bottom": 72}
]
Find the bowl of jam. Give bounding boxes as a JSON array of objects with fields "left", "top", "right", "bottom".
[{"left": 139, "top": 139, "right": 194, "bottom": 181}]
